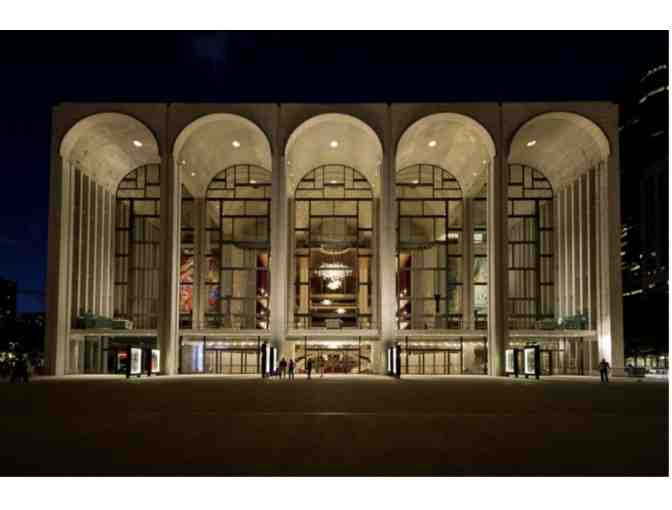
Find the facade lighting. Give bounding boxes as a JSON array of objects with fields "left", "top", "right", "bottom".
[
  {"left": 232, "top": 140, "right": 241, "bottom": 148},
  {"left": 330, "top": 140, "right": 339, "bottom": 148},
  {"left": 133, "top": 140, "right": 143, "bottom": 147},
  {"left": 428, "top": 140, "right": 437, "bottom": 147},
  {"left": 526, "top": 140, "right": 537, "bottom": 147},
  {"left": 336, "top": 308, "right": 346, "bottom": 314}
]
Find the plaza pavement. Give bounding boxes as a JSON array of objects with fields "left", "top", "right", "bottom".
[{"left": 0, "top": 374, "right": 668, "bottom": 476}]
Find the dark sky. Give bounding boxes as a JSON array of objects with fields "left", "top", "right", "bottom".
[{"left": 0, "top": 31, "right": 667, "bottom": 312}]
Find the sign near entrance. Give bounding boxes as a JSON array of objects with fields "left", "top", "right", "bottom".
[
  {"left": 130, "top": 348, "right": 143, "bottom": 375},
  {"left": 524, "top": 346, "right": 540, "bottom": 379},
  {"left": 505, "top": 349, "right": 515, "bottom": 374},
  {"left": 151, "top": 349, "right": 160, "bottom": 374}
]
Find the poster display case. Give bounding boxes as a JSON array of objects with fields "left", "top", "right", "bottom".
[
  {"left": 387, "top": 345, "right": 401, "bottom": 377},
  {"left": 130, "top": 347, "right": 143, "bottom": 376},
  {"left": 505, "top": 348, "right": 521, "bottom": 377},
  {"left": 524, "top": 345, "right": 540, "bottom": 379},
  {"left": 151, "top": 349, "right": 160, "bottom": 374}
]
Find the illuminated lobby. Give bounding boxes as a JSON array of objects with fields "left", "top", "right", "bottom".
[{"left": 45, "top": 102, "right": 624, "bottom": 377}]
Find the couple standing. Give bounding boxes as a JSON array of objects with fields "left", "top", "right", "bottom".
[{"left": 278, "top": 358, "right": 295, "bottom": 379}]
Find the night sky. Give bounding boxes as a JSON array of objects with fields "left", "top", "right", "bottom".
[{"left": 0, "top": 31, "right": 667, "bottom": 312}]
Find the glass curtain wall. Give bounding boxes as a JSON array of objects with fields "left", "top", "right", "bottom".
[
  {"left": 294, "top": 165, "right": 374, "bottom": 329},
  {"left": 114, "top": 164, "right": 161, "bottom": 329},
  {"left": 507, "top": 164, "right": 554, "bottom": 329},
  {"left": 472, "top": 185, "right": 488, "bottom": 329},
  {"left": 180, "top": 185, "right": 195, "bottom": 328},
  {"left": 396, "top": 164, "right": 463, "bottom": 330},
  {"left": 204, "top": 165, "right": 271, "bottom": 329}
]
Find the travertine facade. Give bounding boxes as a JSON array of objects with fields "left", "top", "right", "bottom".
[{"left": 46, "top": 102, "right": 624, "bottom": 377}]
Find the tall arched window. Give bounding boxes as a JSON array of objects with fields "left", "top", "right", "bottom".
[
  {"left": 396, "top": 164, "right": 463, "bottom": 329},
  {"left": 204, "top": 164, "right": 271, "bottom": 329},
  {"left": 507, "top": 163, "right": 554, "bottom": 329},
  {"left": 294, "top": 164, "right": 374, "bottom": 329},
  {"left": 114, "top": 164, "right": 161, "bottom": 329}
]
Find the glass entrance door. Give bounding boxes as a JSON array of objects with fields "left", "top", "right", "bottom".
[
  {"left": 295, "top": 343, "right": 372, "bottom": 374},
  {"left": 204, "top": 349, "right": 259, "bottom": 374},
  {"left": 402, "top": 349, "right": 462, "bottom": 375}
]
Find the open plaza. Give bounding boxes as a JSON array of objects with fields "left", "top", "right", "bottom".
[{"left": 0, "top": 374, "right": 667, "bottom": 476}]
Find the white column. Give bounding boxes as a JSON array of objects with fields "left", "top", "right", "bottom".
[
  {"left": 554, "top": 190, "right": 563, "bottom": 318},
  {"left": 80, "top": 174, "right": 91, "bottom": 314},
  {"left": 95, "top": 183, "right": 105, "bottom": 315},
  {"left": 270, "top": 151, "right": 289, "bottom": 354},
  {"left": 71, "top": 169, "right": 82, "bottom": 320},
  {"left": 487, "top": 154, "right": 507, "bottom": 376},
  {"left": 45, "top": 157, "right": 74, "bottom": 375},
  {"left": 587, "top": 168, "right": 598, "bottom": 329},
  {"left": 597, "top": 159, "right": 625, "bottom": 372},
  {"left": 578, "top": 175, "right": 587, "bottom": 318},
  {"left": 158, "top": 154, "right": 180, "bottom": 375},
  {"left": 378, "top": 111, "right": 396, "bottom": 374},
  {"left": 108, "top": 194, "right": 116, "bottom": 318},
  {"left": 99, "top": 188, "right": 108, "bottom": 317}
]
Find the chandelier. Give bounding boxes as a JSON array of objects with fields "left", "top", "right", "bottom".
[{"left": 316, "top": 262, "right": 352, "bottom": 290}]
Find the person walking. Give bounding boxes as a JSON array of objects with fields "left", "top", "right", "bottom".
[
  {"left": 306, "top": 357, "right": 313, "bottom": 379},
  {"left": 279, "top": 358, "right": 287, "bottom": 378},
  {"left": 599, "top": 358, "right": 610, "bottom": 383},
  {"left": 288, "top": 359, "right": 295, "bottom": 380}
]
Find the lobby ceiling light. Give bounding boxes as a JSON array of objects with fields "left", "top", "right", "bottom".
[
  {"left": 250, "top": 180, "right": 257, "bottom": 184},
  {"left": 336, "top": 308, "right": 346, "bottom": 315},
  {"left": 330, "top": 140, "right": 339, "bottom": 148},
  {"left": 133, "top": 140, "right": 143, "bottom": 148},
  {"left": 321, "top": 299, "right": 332, "bottom": 305},
  {"left": 428, "top": 140, "right": 437, "bottom": 148},
  {"left": 527, "top": 140, "right": 537, "bottom": 147},
  {"left": 232, "top": 140, "right": 241, "bottom": 148},
  {"left": 191, "top": 172, "right": 196, "bottom": 177}
]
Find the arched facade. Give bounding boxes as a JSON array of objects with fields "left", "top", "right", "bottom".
[{"left": 46, "top": 103, "right": 623, "bottom": 377}]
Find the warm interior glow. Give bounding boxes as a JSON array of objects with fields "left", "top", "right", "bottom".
[
  {"left": 232, "top": 140, "right": 241, "bottom": 148},
  {"left": 428, "top": 140, "right": 437, "bottom": 147},
  {"left": 133, "top": 140, "right": 143, "bottom": 147},
  {"left": 330, "top": 140, "right": 339, "bottom": 148},
  {"left": 526, "top": 139, "right": 537, "bottom": 147}
]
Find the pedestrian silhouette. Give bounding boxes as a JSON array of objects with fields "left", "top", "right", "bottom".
[
  {"left": 279, "top": 358, "right": 287, "bottom": 378},
  {"left": 288, "top": 359, "right": 295, "bottom": 379},
  {"left": 306, "top": 357, "right": 313, "bottom": 379},
  {"left": 599, "top": 358, "right": 610, "bottom": 383}
]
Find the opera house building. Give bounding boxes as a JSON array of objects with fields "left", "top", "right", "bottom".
[{"left": 45, "top": 102, "right": 624, "bottom": 377}]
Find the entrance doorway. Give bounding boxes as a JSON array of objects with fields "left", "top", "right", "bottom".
[
  {"left": 400, "top": 339, "right": 488, "bottom": 375},
  {"left": 404, "top": 349, "right": 461, "bottom": 375},
  {"left": 295, "top": 343, "right": 372, "bottom": 374},
  {"left": 179, "top": 338, "right": 262, "bottom": 374},
  {"left": 204, "top": 348, "right": 259, "bottom": 374}
]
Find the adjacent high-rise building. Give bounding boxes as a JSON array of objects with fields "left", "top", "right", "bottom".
[
  {"left": 0, "top": 277, "right": 17, "bottom": 331},
  {"left": 620, "top": 64, "right": 668, "bottom": 357}
]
